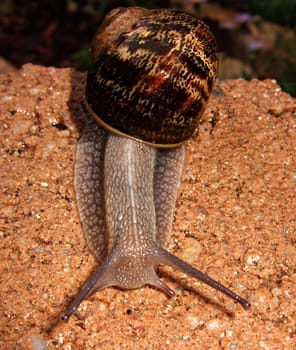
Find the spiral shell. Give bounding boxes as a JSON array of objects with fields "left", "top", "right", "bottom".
[{"left": 86, "top": 7, "right": 219, "bottom": 147}]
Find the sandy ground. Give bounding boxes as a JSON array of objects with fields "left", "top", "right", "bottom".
[{"left": 0, "top": 64, "right": 295, "bottom": 349}]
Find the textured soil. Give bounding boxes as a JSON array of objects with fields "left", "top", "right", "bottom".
[{"left": 0, "top": 64, "right": 295, "bottom": 349}]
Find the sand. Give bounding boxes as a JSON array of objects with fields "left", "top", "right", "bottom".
[{"left": 0, "top": 64, "right": 295, "bottom": 349}]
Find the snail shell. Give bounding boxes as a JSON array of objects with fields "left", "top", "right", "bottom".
[{"left": 86, "top": 7, "right": 219, "bottom": 147}]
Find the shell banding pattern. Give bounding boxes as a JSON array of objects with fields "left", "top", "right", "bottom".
[{"left": 86, "top": 8, "right": 219, "bottom": 147}]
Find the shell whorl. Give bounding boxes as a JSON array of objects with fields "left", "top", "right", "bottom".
[{"left": 86, "top": 7, "right": 219, "bottom": 147}]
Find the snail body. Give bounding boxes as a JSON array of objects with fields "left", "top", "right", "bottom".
[{"left": 62, "top": 7, "right": 249, "bottom": 321}]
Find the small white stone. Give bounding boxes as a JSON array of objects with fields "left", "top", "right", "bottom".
[
  {"left": 187, "top": 315, "right": 198, "bottom": 327},
  {"left": 208, "top": 320, "right": 220, "bottom": 329},
  {"left": 1, "top": 95, "right": 13, "bottom": 102},
  {"left": 247, "top": 255, "right": 260, "bottom": 266}
]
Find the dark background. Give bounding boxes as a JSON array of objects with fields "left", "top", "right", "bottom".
[{"left": 1, "top": 0, "right": 295, "bottom": 95}]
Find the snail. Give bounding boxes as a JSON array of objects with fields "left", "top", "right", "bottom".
[{"left": 61, "top": 7, "right": 250, "bottom": 321}]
